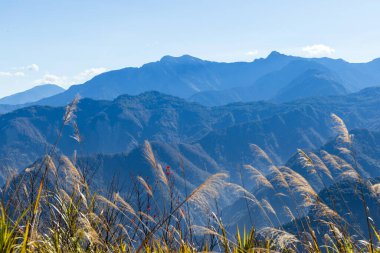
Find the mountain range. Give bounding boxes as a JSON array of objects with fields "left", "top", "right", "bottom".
[
  {"left": 2, "top": 87, "right": 380, "bottom": 183},
  {"left": 1, "top": 53, "right": 380, "bottom": 243},
  {"left": 3, "top": 90, "right": 380, "bottom": 239},
  {"left": 1, "top": 52, "right": 380, "bottom": 113}
]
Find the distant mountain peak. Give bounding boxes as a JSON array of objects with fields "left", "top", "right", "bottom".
[
  {"left": 267, "top": 51, "right": 288, "bottom": 59},
  {"left": 160, "top": 54, "right": 203, "bottom": 64},
  {"left": 0, "top": 84, "right": 65, "bottom": 105}
]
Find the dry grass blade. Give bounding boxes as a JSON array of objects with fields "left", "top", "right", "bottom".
[
  {"left": 96, "top": 194, "right": 120, "bottom": 211},
  {"left": 259, "top": 227, "right": 299, "bottom": 249},
  {"left": 60, "top": 155, "right": 82, "bottom": 185},
  {"left": 44, "top": 155, "right": 57, "bottom": 176},
  {"left": 137, "top": 176, "right": 153, "bottom": 197},
  {"left": 188, "top": 173, "right": 228, "bottom": 211},
  {"left": 320, "top": 150, "right": 341, "bottom": 171},
  {"left": 338, "top": 169, "right": 360, "bottom": 181},
  {"left": 138, "top": 211, "right": 157, "bottom": 224},
  {"left": 113, "top": 193, "right": 136, "bottom": 216},
  {"left": 77, "top": 214, "right": 102, "bottom": 245},
  {"left": 261, "top": 199, "right": 276, "bottom": 215},
  {"left": 143, "top": 140, "right": 168, "bottom": 186},
  {"left": 337, "top": 147, "right": 351, "bottom": 155},
  {"left": 280, "top": 166, "right": 318, "bottom": 206},
  {"left": 63, "top": 94, "right": 80, "bottom": 125},
  {"left": 191, "top": 225, "right": 221, "bottom": 237},
  {"left": 297, "top": 149, "right": 314, "bottom": 168},
  {"left": 144, "top": 140, "right": 157, "bottom": 169},
  {"left": 70, "top": 121, "right": 81, "bottom": 143},
  {"left": 250, "top": 144, "right": 273, "bottom": 164},
  {"left": 331, "top": 113, "right": 351, "bottom": 144},
  {"left": 244, "top": 164, "right": 274, "bottom": 190},
  {"left": 308, "top": 152, "right": 333, "bottom": 180},
  {"left": 268, "top": 165, "right": 289, "bottom": 189},
  {"left": 284, "top": 206, "right": 296, "bottom": 222},
  {"left": 224, "top": 182, "right": 261, "bottom": 206},
  {"left": 313, "top": 202, "right": 342, "bottom": 221}
]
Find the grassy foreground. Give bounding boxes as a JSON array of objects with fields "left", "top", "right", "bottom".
[{"left": 0, "top": 99, "right": 379, "bottom": 252}]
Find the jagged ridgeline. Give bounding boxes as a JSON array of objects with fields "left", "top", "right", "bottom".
[
  {"left": 2, "top": 52, "right": 380, "bottom": 112},
  {"left": 0, "top": 88, "right": 380, "bottom": 252}
]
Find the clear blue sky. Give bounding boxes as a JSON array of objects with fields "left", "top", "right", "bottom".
[{"left": 1, "top": 0, "right": 379, "bottom": 97}]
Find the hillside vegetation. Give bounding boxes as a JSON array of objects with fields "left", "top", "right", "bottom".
[{"left": 0, "top": 97, "right": 379, "bottom": 253}]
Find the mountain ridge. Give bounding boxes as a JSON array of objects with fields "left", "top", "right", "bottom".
[
  {"left": 31, "top": 52, "right": 380, "bottom": 107},
  {"left": 0, "top": 84, "right": 65, "bottom": 105},
  {"left": 2, "top": 87, "right": 380, "bottom": 183}
]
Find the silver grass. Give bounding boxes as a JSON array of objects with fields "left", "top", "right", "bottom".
[
  {"left": 261, "top": 199, "right": 276, "bottom": 215},
  {"left": 243, "top": 164, "right": 274, "bottom": 189},
  {"left": 308, "top": 152, "right": 333, "bottom": 180},
  {"left": 76, "top": 213, "right": 101, "bottom": 245},
  {"left": 188, "top": 173, "right": 228, "bottom": 212},
  {"left": 190, "top": 225, "right": 220, "bottom": 237},
  {"left": 143, "top": 140, "right": 168, "bottom": 186},
  {"left": 138, "top": 211, "right": 157, "bottom": 224},
  {"left": 279, "top": 166, "right": 318, "bottom": 206},
  {"left": 259, "top": 227, "right": 299, "bottom": 249},
  {"left": 137, "top": 176, "right": 153, "bottom": 197},
  {"left": 284, "top": 206, "right": 296, "bottom": 222},
  {"left": 297, "top": 149, "right": 314, "bottom": 168},
  {"left": 224, "top": 182, "right": 262, "bottom": 207},
  {"left": 249, "top": 144, "right": 273, "bottom": 164},
  {"left": 60, "top": 155, "right": 82, "bottom": 185},
  {"left": 96, "top": 194, "right": 120, "bottom": 211},
  {"left": 268, "top": 165, "right": 289, "bottom": 189},
  {"left": 338, "top": 169, "right": 360, "bottom": 181},
  {"left": 313, "top": 202, "right": 342, "bottom": 221},
  {"left": 63, "top": 95, "right": 80, "bottom": 125},
  {"left": 331, "top": 113, "right": 351, "bottom": 144},
  {"left": 113, "top": 192, "right": 136, "bottom": 216}
]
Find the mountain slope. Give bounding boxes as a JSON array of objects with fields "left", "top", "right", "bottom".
[
  {"left": 1, "top": 52, "right": 379, "bottom": 110},
  {"left": 36, "top": 53, "right": 297, "bottom": 106},
  {"left": 273, "top": 69, "right": 348, "bottom": 102},
  {"left": 2, "top": 88, "right": 380, "bottom": 182},
  {"left": 190, "top": 60, "right": 347, "bottom": 105},
  {"left": 0, "top": 104, "right": 22, "bottom": 115},
  {"left": 0, "top": 84, "right": 64, "bottom": 105}
]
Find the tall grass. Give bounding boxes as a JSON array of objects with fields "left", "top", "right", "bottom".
[{"left": 0, "top": 102, "right": 379, "bottom": 252}]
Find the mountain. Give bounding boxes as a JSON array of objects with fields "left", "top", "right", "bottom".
[
  {"left": 2, "top": 88, "right": 380, "bottom": 183},
  {"left": 190, "top": 60, "right": 349, "bottom": 105},
  {"left": 244, "top": 60, "right": 334, "bottom": 101},
  {"left": 0, "top": 84, "right": 65, "bottom": 105},
  {"left": 2, "top": 88, "right": 380, "bottom": 240},
  {"left": 37, "top": 51, "right": 380, "bottom": 107},
  {"left": 0, "top": 104, "right": 22, "bottom": 115},
  {"left": 0, "top": 52, "right": 378, "bottom": 111},
  {"left": 273, "top": 69, "right": 348, "bottom": 102},
  {"left": 313, "top": 57, "right": 380, "bottom": 91},
  {"left": 35, "top": 52, "right": 296, "bottom": 106}
]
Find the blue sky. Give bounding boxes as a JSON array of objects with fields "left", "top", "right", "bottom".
[{"left": 0, "top": 0, "right": 380, "bottom": 97}]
